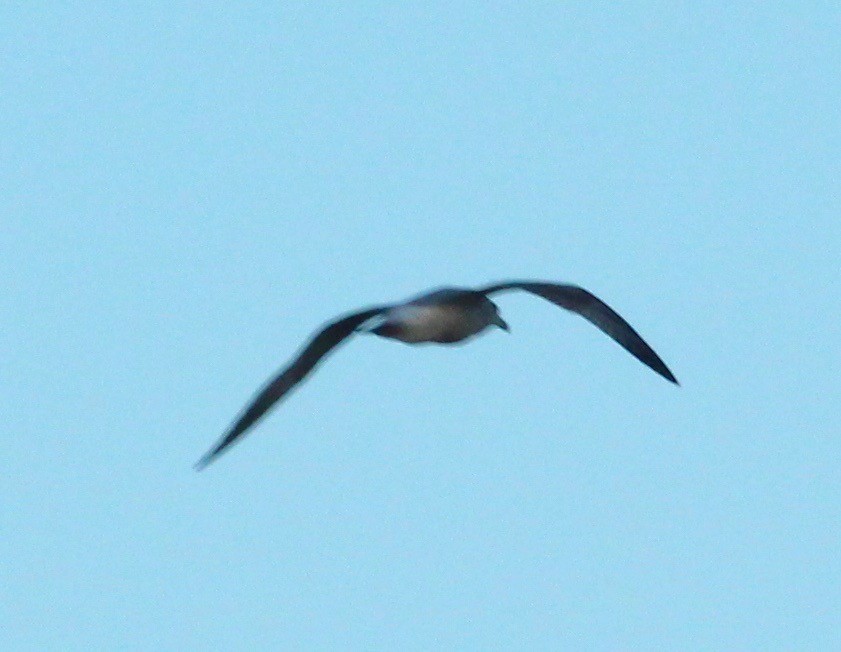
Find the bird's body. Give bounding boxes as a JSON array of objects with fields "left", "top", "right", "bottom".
[
  {"left": 369, "top": 288, "right": 507, "bottom": 344},
  {"left": 196, "top": 281, "right": 678, "bottom": 469}
]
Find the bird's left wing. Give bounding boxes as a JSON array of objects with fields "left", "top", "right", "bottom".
[
  {"left": 195, "top": 306, "right": 388, "bottom": 470},
  {"left": 480, "top": 281, "right": 678, "bottom": 384}
]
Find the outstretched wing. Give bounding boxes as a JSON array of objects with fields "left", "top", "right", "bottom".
[
  {"left": 196, "top": 306, "right": 389, "bottom": 470},
  {"left": 480, "top": 281, "right": 678, "bottom": 385}
]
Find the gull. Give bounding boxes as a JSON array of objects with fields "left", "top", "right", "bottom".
[{"left": 195, "top": 281, "right": 678, "bottom": 469}]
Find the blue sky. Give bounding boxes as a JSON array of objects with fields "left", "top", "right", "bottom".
[{"left": 3, "top": 3, "right": 840, "bottom": 649}]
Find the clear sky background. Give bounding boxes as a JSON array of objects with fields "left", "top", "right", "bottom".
[{"left": 3, "top": 3, "right": 840, "bottom": 650}]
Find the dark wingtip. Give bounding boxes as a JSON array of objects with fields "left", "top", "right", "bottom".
[
  {"left": 638, "top": 346, "right": 679, "bottom": 386},
  {"left": 642, "top": 352, "right": 679, "bottom": 386},
  {"left": 658, "top": 365, "right": 680, "bottom": 386},
  {"left": 193, "top": 445, "right": 223, "bottom": 472}
]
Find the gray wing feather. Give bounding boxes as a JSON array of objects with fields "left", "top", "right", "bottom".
[
  {"left": 481, "top": 281, "right": 678, "bottom": 384},
  {"left": 195, "top": 306, "right": 388, "bottom": 470}
]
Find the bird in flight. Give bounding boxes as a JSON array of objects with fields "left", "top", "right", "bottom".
[{"left": 195, "top": 281, "right": 678, "bottom": 469}]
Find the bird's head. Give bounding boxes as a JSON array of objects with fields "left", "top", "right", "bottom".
[{"left": 491, "top": 309, "right": 510, "bottom": 332}]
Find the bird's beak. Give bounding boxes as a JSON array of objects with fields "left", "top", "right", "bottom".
[{"left": 494, "top": 315, "right": 510, "bottom": 332}]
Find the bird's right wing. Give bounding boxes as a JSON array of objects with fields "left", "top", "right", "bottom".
[
  {"left": 195, "top": 305, "right": 389, "bottom": 470},
  {"left": 480, "top": 281, "right": 678, "bottom": 384}
]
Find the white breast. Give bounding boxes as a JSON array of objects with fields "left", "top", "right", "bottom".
[{"left": 388, "top": 304, "right": 481, "bottom": 343}]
